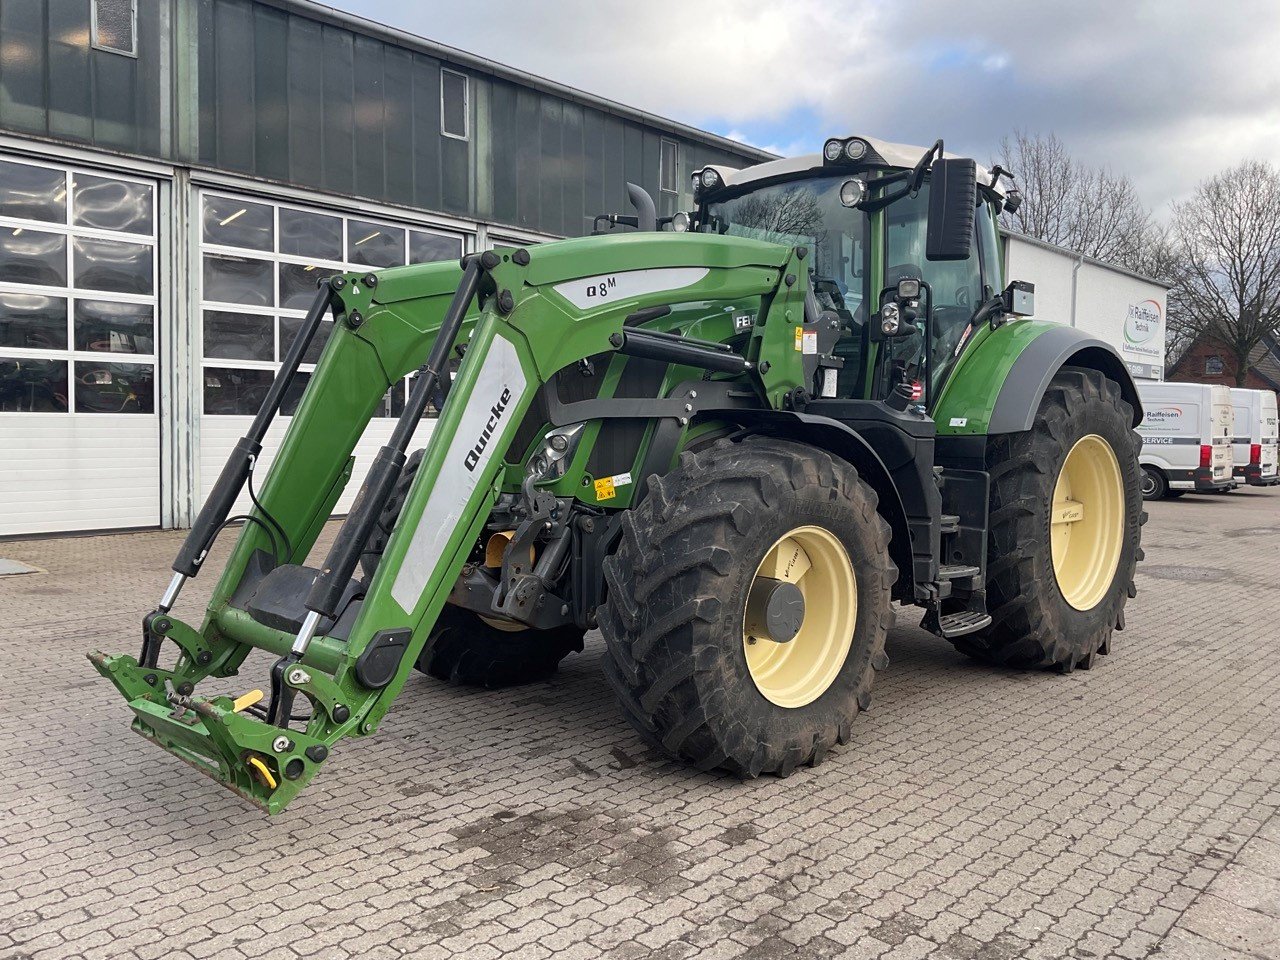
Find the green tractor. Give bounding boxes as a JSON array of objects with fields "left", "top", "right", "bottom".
[{"left": 91, "top": 135, "right": 1144, "bottom": 812}]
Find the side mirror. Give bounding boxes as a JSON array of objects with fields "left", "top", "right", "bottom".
[{"left": 926, "top": 158, "right": 976, "bottom": 261}]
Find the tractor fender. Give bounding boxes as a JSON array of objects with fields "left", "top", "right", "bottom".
[
  {"left": 988, "top": 325, "right": 1143, "bottom": 433},
  {"left": 732, "top": 410, "right": 915, "bottom": 597}
]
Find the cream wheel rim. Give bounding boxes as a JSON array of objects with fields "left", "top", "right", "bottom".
[
  {"left": 1050, "top": 434, "right": 1125, "bottom": 611},
  {"left": 742, "top": 525, "right": 857, "bottom": 709}
]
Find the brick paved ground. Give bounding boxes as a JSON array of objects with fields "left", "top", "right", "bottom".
[{"left": 1, "top": 489, "right": 1278, "bottom": 960}]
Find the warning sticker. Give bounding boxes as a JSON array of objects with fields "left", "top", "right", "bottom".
[
  {"left": 801, "top": 331, "right": 818, "bottom": 355},
  {"left": 794, "top": 326, "right": 804, "bottom": 351},
  {"left": 593, "top": 472, "right": 632, "bottom": 501}
]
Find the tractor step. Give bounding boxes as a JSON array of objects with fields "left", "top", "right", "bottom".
[
  {"left": 938, "top": 563, "right": 980, "bottom": 580},
  {"left": 940, "top": 513, "right": 960, "bottom": 534},
  {"left": 935, "top": 610, "right": 993, "bottom": 638}
]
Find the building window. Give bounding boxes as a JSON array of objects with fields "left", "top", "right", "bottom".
[
  {"left": 92, "top": 0, "right": 137, "bottom": 57},
  {"left": 1205, "top": 355, "right": 1224, "bottom": 376},
  {"left": 441, "top": 70, "right": 469, "bottom": 140},
  {"left": 660, "top": 139, "right": 678, "bottom": 196},
  {"left": 198, "top": 190, "right": 466, "bottom": 417},
  {"left": 0, "top": 157, "right": 156, "bottom": 414}
]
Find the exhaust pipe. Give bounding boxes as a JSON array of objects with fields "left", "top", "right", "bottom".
[{"left": 626, "top": 182, "right": 657, "bottom": 232}]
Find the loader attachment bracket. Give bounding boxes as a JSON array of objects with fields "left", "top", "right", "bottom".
[{"left": 88, "top": 648, "right": 333, "bottom": 814}]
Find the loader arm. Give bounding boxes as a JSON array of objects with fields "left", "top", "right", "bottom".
[{"left": 90, "top": 232, "right": 804, "bottom": 813}]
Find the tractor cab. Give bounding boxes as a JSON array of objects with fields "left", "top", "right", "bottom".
[{"left": 692, "top": 136, "right": 1025, "bottom": 409}]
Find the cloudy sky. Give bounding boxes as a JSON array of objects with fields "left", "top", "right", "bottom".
[{"left": 335, "top": 0, "right": 1280, "bottom": 214}]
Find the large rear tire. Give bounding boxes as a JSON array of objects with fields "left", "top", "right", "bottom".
[
  {"left": 600, "top": 436, "right": 896, "bottom": 776},
  {"left": 361, "top": 449, "right": 585, "bottom": 687},
  {"left": 952, "top": 368, "right": 1144, "bottom": 671}
]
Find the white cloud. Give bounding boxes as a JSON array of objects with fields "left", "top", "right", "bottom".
[{"left": 335, "top": 0, "right": 1280, "bottom": 211}]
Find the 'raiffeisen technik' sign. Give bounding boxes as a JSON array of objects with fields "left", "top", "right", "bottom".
[{"left": 1123, "top": 298, "right": 1164, "bottom": 380}]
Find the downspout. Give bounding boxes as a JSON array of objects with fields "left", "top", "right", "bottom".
[{"left": 1068, "top": 253, "right": 1084, "bottom": 327}]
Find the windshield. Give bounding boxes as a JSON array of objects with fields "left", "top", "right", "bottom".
[
  {"left": 706, "top": 176, "right": 870, "bottom": 323},
  {"left": 706, "top": 173, "right": 989, "bottom": 403}
]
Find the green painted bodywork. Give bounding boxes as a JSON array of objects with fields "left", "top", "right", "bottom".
[
  {"left": 931, "top": 318, "right": 1062, "bottom": 435},
  {"left": 88, "top": 179, "right": 1125, "bottom": 813},
  {"left": 89, "top": 232, "right": 809, "bottom": 813}
]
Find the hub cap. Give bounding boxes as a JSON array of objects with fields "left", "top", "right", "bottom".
[
  {"left": 743, "top": 526, "right": 857, "bottom": 708},
  {"left": 1051, "top": 434, "right": 1125, "bottom": 610}
]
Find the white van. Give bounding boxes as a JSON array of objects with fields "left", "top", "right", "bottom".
[
  {"left": 1230, "top": 388, "right": 1280, "bottom": 487},
  {"left": 1136, "top": 382, "right": 1235, "bottom": 500}
]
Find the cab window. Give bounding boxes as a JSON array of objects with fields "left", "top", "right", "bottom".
[{"left": 882, "top": 183, "right": 984, "bottom": 399}]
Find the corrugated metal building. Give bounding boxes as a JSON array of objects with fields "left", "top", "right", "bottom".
[{"left": 0, "top": 0, "right": 770, "bottom": 537}]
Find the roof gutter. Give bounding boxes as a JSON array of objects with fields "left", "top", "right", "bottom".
[{"left": 259, "top": 0, "right": 778, "bottom": 164}]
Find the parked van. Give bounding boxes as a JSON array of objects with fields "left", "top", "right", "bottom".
[
  {"left": 1230, "top": 388, "right": 1280, "bottom": 486},
  {"left": 1136, "top": 382, "right": 1234, "bottom": 500}
]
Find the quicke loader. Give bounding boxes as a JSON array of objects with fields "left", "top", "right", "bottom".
[{"left": 91, "top": 135, "right": 1145, "bottom": 813}]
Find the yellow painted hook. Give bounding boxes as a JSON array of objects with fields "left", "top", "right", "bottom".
[{"left": 246, "top": 756, "right": 277, "bottom": 790}]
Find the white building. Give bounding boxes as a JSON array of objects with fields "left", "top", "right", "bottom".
[{"left": 1003, "top": 232, "right": 1170, "bottom": 382}]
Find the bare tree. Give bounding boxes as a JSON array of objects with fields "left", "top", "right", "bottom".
[
  {"left": 994, "top": 130, "right": 1156, "bottom": 271},
  {"left": 729, "top": 186, "right": 823, "bottom": 240},
  {"left": 1171, "top": 160, "right": 1280, "bottom": 386}
]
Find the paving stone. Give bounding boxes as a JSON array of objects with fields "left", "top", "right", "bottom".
[{"left": 1, "top": 491, "right": 1278, "bottom": 959}]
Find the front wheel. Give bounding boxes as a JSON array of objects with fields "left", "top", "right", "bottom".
[
  {"left": 417, "top": 605, "right": 584, "bottom": 687},
  {"left": 953, "top": 368, "right": 1145, "bottom": 671},
  {"left": 600, "top": 436, "right": 896, "bottom": 777}
]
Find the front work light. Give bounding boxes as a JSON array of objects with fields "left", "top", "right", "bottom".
[
  {"left": 670, "top": 211, "right": 691, "bottom": 232},
  {"left": 700, "top": 168, "right": 722, "bottom": 190},
  {"left": 823, "top": 139, "right": 845, "bottom": 162},
  {"left": 839, "top": 178, "right": 867, "bottom": 207},
  {"left": 844, "top": 138, "right": 867, "bottom": 161}
]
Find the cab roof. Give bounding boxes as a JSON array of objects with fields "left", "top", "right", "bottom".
[{"left": 702, "top": 135, "right": 1007, "bottom": 198}]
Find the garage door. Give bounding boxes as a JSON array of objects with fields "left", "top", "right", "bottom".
[
  {"left": 0, "top": 156, "right": 159, "bottom": 537},
  {"left": 197, "top": 189, "right": 465, "bottom": 516}
]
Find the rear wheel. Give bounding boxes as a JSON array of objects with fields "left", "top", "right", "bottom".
[
  {"left": 600, "top": 436, "right": 896, "bottom": 776},
  {"left": 953, "top": 368, "right": 1144, "bottom": 671},
  {"left": 361, "top": 448, "right": 585, "bottom": 687},
  {"left": 1140, "top": 466, "right": 1167, "bottom": 501}
]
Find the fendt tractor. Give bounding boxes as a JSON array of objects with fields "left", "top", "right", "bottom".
[{"left": 91, "top": 135, "right": 1145, "bottom": 813}]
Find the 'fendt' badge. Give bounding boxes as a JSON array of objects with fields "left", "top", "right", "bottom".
[{"left": 464, "top": 388, "right": 512, "bottom": 471}]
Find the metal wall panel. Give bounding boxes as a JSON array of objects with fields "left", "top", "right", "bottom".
[{"left": 1, "top": 0, "right": 769, "bottom": 238}]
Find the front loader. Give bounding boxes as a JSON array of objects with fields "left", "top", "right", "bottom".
[{"left": 91, "top": 134, "right": 1144, "bottom": 812}]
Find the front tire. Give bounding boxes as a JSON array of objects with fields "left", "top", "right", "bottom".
[
  {"left": 600, "top": 436, "right": 896, "bottom": 776},
  {"left": 953, "top": 368, "right": 1144, "bottom": 671},
  {"left": 362, "top": 448, "right": 585, "bottom": 687},
  {"left": 417, "top": 606, "right": 584, "bottom": 687}
]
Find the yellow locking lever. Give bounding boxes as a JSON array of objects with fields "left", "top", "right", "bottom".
[{"left": 232, "top": 689, "right": 264, "bottom": 712}]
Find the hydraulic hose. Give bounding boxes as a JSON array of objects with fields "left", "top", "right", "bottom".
[{"left": 172, "top": 282, "right": 335, "bottom": 578}]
